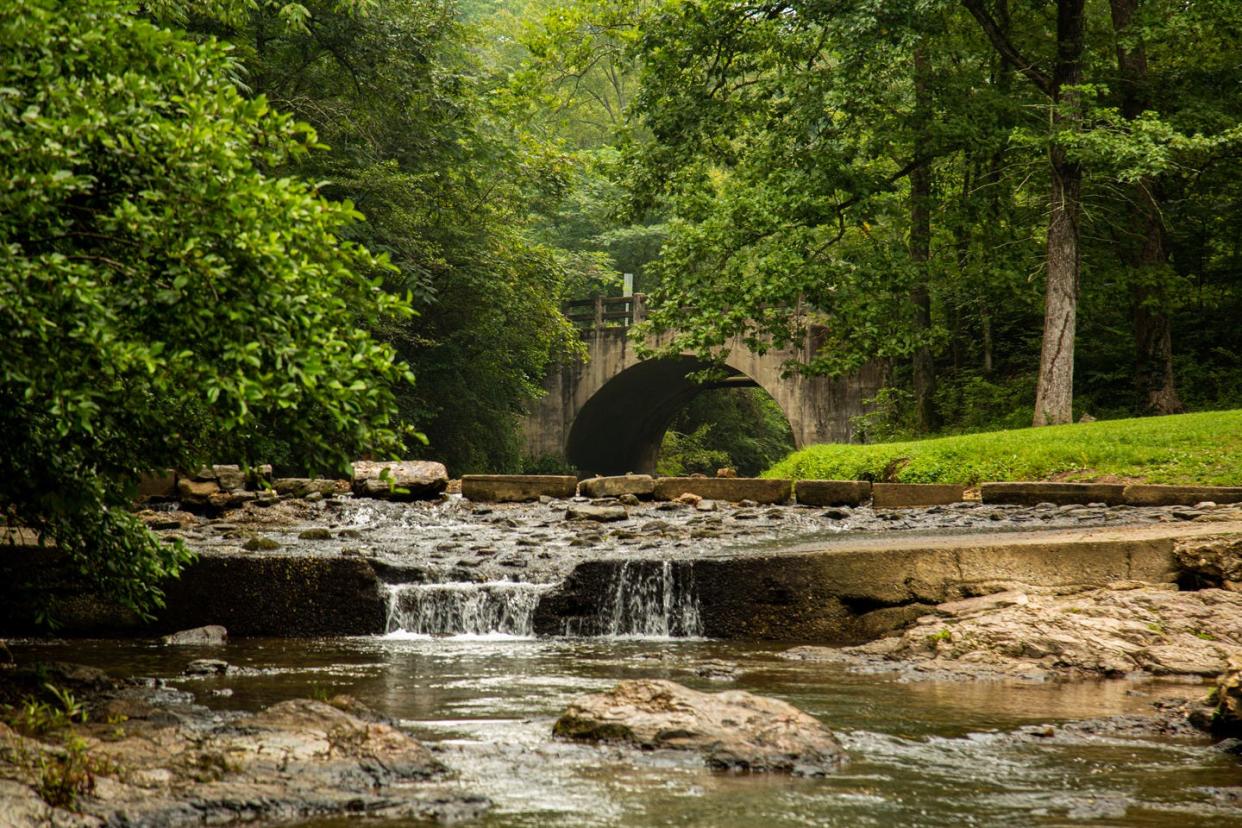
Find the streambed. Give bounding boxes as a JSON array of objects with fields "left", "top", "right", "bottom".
[{"left": 10, "top": 635, "right": 1240, "bottom": 827}]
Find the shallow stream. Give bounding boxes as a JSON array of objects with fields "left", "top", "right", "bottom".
[{"left": 12, "top": 634, "right": 1240, "bottom": 827}]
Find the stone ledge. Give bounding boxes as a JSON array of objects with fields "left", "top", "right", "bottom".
[
  {"left": 1122, "top": 484, "right": 1242, "bottom": 507},
  {"left": 652, "top": 477, "right": 792, "bottom": 504},
  {"left": 794, "top": 480, "right": 872, "bottom": 507},
  {"left": 461, "top": 474, "right": 578, "bottom": 502},
  {"left": 871, "top": 483, "right": 965, "bottom": 509},
  {"left": 981, "top": 481, "right": 1127, "bottom": 506}
]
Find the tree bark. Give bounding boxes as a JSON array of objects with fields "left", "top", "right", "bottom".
[
  {"left": 1108, "top": 0, "right": 1183, "bottom": 414},
  {"left": 963, "top": 0, "right": 1085, "bottom": 425},
  {"left": 1031, "top": 0, "right": 1085, "bottom": 426},
  {"left": 910, "top": 43, "right": 939, "bottom": 431}
]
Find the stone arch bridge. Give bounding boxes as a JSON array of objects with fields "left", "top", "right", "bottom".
[{"left": 521, "top": 295, "right": 885, "bottom": 476}]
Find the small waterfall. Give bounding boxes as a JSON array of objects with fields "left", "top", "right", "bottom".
[
  {"left": 384, "top": 581, "right": 553, "bottom": 637},
  {"left": 593, "top": 561, "right": 703, "bottom": 638}
]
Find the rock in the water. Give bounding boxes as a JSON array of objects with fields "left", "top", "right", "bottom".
[
  {"left": 184, "top": 658, "right": 229, "bottom": 676},
  {"left": 352, "top": 460, "right": 448, "bottom": 501},
  {"left": 160, "top": 624, "right": 228, "bottom": 646},
  {"left": 1214, "top": 656, "right": 1242, "bottom": 736},
  {"left": 552, "top": 679, "right": 846, "bottom": 775},
  {"left": 565, "top": 504, "right": 628, "bottom": 522}
]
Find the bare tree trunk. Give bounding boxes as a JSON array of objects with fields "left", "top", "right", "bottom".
[
  {"left": 1031, "top": 0, "right": 1085, "bottom": 426},
  {"left": 910, "top": 42, "right": 939, "bottom": 431},
  {"left": 1108, "top": 0, "right": 1184, "bottom": 414}
]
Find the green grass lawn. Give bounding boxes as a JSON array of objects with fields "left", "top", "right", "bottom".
[{"left": 763, "top": 410, "right": 1242, "bottom": 486}]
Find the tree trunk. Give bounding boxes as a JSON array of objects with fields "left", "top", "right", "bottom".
[
  {"left": 1108, "top": 0, "right": 1183, "bottom": 415},
  {"left": 910, "top": 42, "right": 939, "bottom": 431},
  {"left": 1031, "top": 0, "right": 1085, "bottom": 426}
]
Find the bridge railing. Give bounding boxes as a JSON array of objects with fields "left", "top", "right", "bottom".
[{"left": 563, "top": 294, "right": 647, "bottom": 332}]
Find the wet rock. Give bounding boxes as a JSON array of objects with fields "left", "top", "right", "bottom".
[
  {"left": 674, "top": 492, "right": 702, "bottom": 506},
  {"left": 297, "top": 528, "right": 333, "bottom": 541},
  {"left": 619, "top": 493, "right": 641, "bottom": 507},
  {"left": 552, "top": 679, "right": 846, "bottom": 775},
  {"left": 242, "top": 536, "right": 281, "bottom": 551},
  {"left": 1212, "top": 656, "right": 1242, "bottom": 736},
  {"left": 0, "top": 678, "right": 486, "bottom": 827},
  {"left": 695, "top": 499, "right": 718, "bottom": 512},
  {"left": 693, "top": 661, "right": 740, "bottom": 681},
  {"left": 565, "top": 504, "right": 628, "bottom": 522},
  {"left": 160, "top": 625, "right": 228, "bottom": 646},
  {"left": 184, "top": 658, "right": 229, "bottom": 676}
]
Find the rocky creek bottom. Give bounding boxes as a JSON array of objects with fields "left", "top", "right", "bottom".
[{"left": 10, "top": 636, "right": 1239, "bottom": 827}]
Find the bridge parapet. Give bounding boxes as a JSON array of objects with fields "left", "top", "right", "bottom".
[{"left": 563, "top": 294, "right": 647, "bottom": 332}]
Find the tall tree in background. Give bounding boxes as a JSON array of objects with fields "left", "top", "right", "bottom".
[
  {"left": 1107, "top": 0, "right": 1181, "bottom": 414},
  {"left": 962, "top": 0, "right": 1086, "bottom": 426}
]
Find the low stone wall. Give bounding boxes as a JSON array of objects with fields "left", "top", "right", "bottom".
[
  {"left": 0, "top": 548, "right": 388, "bottom": 637},
  {"left": 534, "top": 523, "right": 1242, "bottom": 643}
]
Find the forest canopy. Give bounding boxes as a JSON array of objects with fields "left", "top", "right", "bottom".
[{"left": 2, "top": 0, "right": 1241, "bottom": 615}]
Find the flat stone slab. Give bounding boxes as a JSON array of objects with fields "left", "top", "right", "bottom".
[
  {"left": 653, "top": 477, "right": 792, "bottom": 504},
  {"left": 981, "top": 481, "right": 1126, "bottom": 506},
  {"left": 795, "top": 480, "right": 871, "bottom": 507},
  {"left": 352, "top": 460, "right": 448, "bottom": 501},
  {"left": 578, "top": 475, "right": 655, "bottom": 499},
  {"left": 461, "top": 474, "right": 577, "bottom": 502},
  {"left": 1123, "top": 484, "right": 1242, "bottom": 507},
  {"left": 871, "top": 483, "right": 965, "bottom": 509}
]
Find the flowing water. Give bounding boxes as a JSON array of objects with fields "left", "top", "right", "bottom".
[{"left": 13, "top": 632, "right": 1240, "bottom": 827}]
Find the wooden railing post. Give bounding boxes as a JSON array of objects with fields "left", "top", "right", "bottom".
[{"left": 593, "top": 294, "right": 605, "bottom": 334}]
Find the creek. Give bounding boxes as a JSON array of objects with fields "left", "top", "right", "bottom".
[
  {"left": 10, "top": 496, "right": 1241, "bottom": 825},
  {"left": 12, "top": 631, "right": 1239, "bottom": 826}
]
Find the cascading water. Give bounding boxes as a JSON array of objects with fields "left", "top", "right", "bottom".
[
  {"left": 384, "top": 581, "right": 553, "bottom": 637},
  {"left": 591, "top": 560, "right": 703, "bottom": 638}
]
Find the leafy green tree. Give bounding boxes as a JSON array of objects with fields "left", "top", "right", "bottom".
[
  {"left": 0, "top": 0, "right": 412, "bottom": 618},
  {"left": 186, "top": 0, "right": 584, "bottom": 473}
]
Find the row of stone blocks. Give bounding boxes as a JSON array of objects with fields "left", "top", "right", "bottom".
[{"left": 459, "top": 474, "right": 1242, "bottom": 509}]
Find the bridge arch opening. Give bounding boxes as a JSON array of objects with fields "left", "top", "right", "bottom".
[{"left": 564, "top": 356, "right": 797, "bottom": 477}]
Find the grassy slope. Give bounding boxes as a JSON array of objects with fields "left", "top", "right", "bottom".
[{"left": 764, "top": 410, "right": 1242, "bottom": 486}]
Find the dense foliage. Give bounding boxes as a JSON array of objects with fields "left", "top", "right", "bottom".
[
  {"left": 173, "top": 0, "right": 588, "bottom": 473},
  {"left": 614, "top": 0, "right": 1242, "bottom": 435},
  {"left": 0, "top": 0, "right": 412, "bottom": 617}
]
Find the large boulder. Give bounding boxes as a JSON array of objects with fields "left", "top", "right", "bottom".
[
  {"left": 552, "top": 679, "right": 846, "bottom": 775},
  {"left": 352, "top": 460, "right": 448, "bottom": 501}
]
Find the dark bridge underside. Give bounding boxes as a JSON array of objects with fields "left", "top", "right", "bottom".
[{"left": 565, "top": 356, "right": 762, "bottom": 476}]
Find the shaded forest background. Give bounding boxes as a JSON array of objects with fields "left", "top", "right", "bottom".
[
  {"left": 101, "top": 1, "right": 1242, "bottom": 471},
  {"left": 172, "top": 0, "right": 1240, "bottom": 476}
]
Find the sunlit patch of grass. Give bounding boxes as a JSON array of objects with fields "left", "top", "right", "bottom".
[{"left": 766, "top": 410, "right": 1242, "bottom": 485}]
